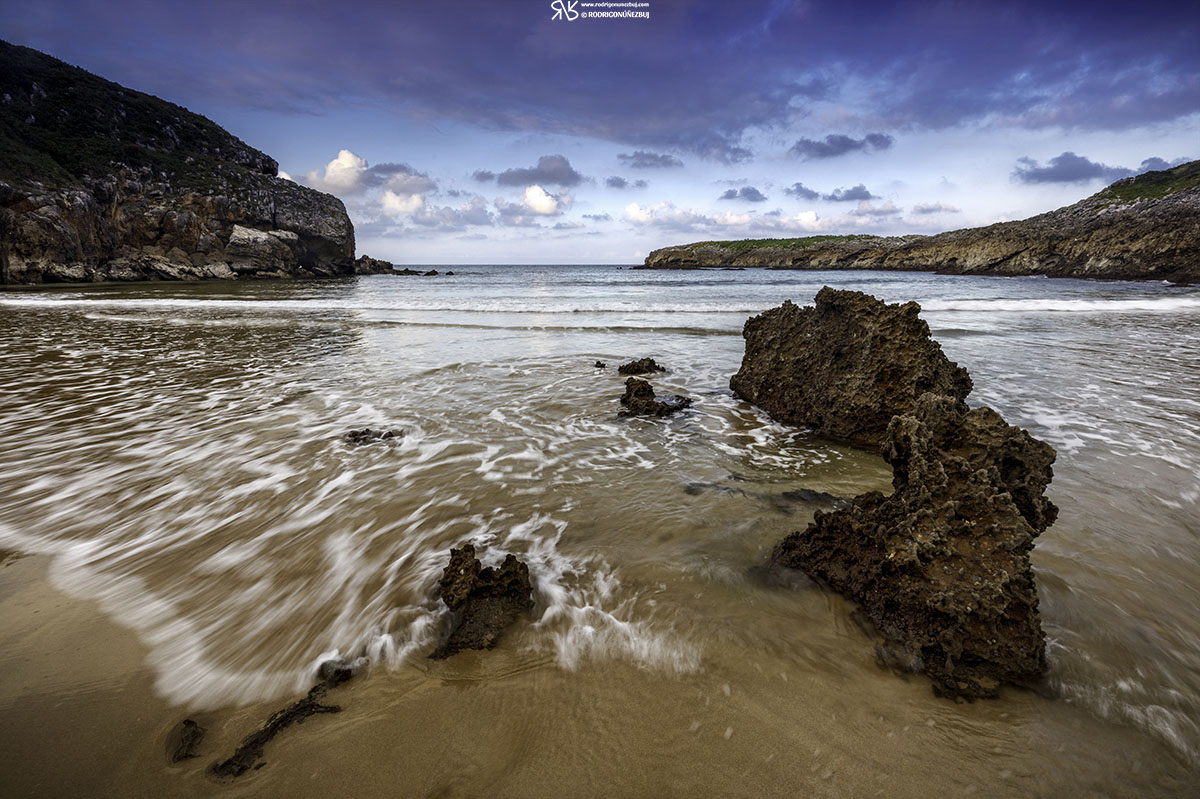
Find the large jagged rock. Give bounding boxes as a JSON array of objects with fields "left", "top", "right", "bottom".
[
  {"left": 619, "top": 376, "right": 692, "bottom": 417},
  {"left": 730, "top": 288, "right": 972, "bottom": 446},
  {"left": 0, "top": 41, "right": 355, "bottom": 284},
  {"left": 429, "top": 544, "right": 534, "bottom": 660},
  {"left": 772, "top": 393, "right": 1057, "bottom": 699}
]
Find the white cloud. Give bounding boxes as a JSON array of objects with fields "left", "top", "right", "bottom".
[
  {"left": 277, "top": 170, "right": 294, "bottom": 182},
  {"left": 382, "top": 190, "right": 425, "bottom": 216},
  {"left": 524, "top": 185, "right": 561, "bottom": 215},
  {"left": 306, "top": 149, "right": 370, "bottom": 194}
]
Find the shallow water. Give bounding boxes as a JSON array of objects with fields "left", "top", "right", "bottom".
[{"left": 1, "top": 266, "right": 1198, "bottom": 796}]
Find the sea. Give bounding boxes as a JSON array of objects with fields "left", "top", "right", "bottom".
[{"left": 1, "top": 265, "right": 1198, "bottom": 797}]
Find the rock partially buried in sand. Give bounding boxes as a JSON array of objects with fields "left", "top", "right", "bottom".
[
  {"left": 429, "top": 544, "right": 534, "bottom": 660},
  {"left": 772, "top": 393, "right": 1057, "bottom": 699},
  {"left": 730, "top": 288, "right": 972, "bottom": 447},
  {"left": 618, "top": 357, "right": 667, "bottom": 375},
  {"left": 595, "top": 360, "right": 607, "bottom": 369},
  {"left": 167, "top": 718, "right": 206, "bottom": 764},
  {"left": 343, "top": 427, "right": 401, "bottom": 446},
  {"left": 619, "top": 377, "right": 693, "bottom": 417}
]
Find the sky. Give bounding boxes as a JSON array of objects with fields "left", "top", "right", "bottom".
[{"left": 3, "top": 0, "right": 1198, "bottom": 264}]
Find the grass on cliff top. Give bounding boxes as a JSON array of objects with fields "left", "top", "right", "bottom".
[
  {"left": 0, "top": 39, "right": 274, "bottom": 190},
  {"left": 682, "top": 234, "right": 875, "bottom": 253},
  {"left": 1095, "top": 159, "right": 1200, "bottom": 205}
]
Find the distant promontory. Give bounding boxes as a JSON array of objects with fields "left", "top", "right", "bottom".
[
  {"left": 0, "top": 41, "right": 359, "bottom": 285},
  {"left": 640, "top": 161, "right": 1200, "bottom": 283}
]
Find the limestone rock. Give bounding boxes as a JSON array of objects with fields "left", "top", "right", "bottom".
[
  {"left": 730, "top": 288, "right": 971, "bottom": 446},
  {"left": 772, "top": 393, "right": 1057, "bottom": 699},
  {"left": 429, "top": 544, "right": 534, "bottom": 660},
  {"left": 353, "top": 254, "right": 395, "bottom": 274}
]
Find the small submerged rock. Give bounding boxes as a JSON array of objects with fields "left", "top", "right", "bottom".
[
  {"left": 343, "top": 427, "right": 401, "bottom": 446},
  {"left": 618, "top": 377, "right": 692, "bottom": 417},
  {"left": 167, "top": 718, "right": 206, "bottom": 764},
  {"left": 594, "top": 360, "right": 607, "bottom": 369},
  {"left": 618, "top": 357, "right": 667, "bottom": 375},
  {"left": 429, "top": 543, "right": 534, "bottom": 660},
  {"left": 210, "top": 684, "right": 343, "bottom": 778}
]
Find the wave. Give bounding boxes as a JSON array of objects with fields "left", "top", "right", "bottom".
[{"left": 922, "top": 297, "right": 1200, "bottom": 313}]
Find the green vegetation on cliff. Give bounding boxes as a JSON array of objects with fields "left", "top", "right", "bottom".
[
  {"left": 1095, "top": 160, "right": 1200, "bottom": 206},
  {"left": 0, "top": 39, "right": 277, "bottom": 190},
  {"left": 693, "top": 235, "right": 874, "bottom": 253}
]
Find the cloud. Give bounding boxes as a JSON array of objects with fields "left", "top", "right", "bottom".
[
  {"left": 784, "top": 182, "right": 820, "bottom": 200},
  {"left": 1011, "top": 151, "right": 1133, "bottom": 184},
  {"left": 719, "top": 186, "right": 768, "bottom": 202},
  {"left": 277, "top": 170, "right": 294, "bottom": 182},
  {"left": 495, "top": 155, "right": 583, "bottom": 187},
  {"left": 522, "top": 185, "right": 563, "bottom": 215},
  {"left": 553, "top": 221, "right": 585, "bottom": 230},
  {"left": 472, "top": 169, "right": 495, "bottom": 182},
  {"left": 622, "top": 201, "right": 711, "bottom": 231},
  {"left": 304, "top": 150, "right": 436, "bottom": 196},
  {"left": 410, "top": 197, "right": 495, "bottom": 230},
  {"left": 382, "top": 190, "right": 425, "bottom": 216},
  {"left": 824, "top": 184, "right": 877, "bottom": 201},
  {"left": 583, "top": 213, "right": 612, "bottom": 221},
  {"left": 849, "top": 200, "right": 901, "bottom": 217},
  {"left": 789, "top": 133, "right": 894, "bottom": 160},
  {"left": 618, "top": 150, "right": 684, "bottom": 169},
  {"left": 606, "top": 176, "right": 649, "bottom": 189},
  {"left": 1013, "top": 152, "right": 1191, "bottom": 184},
  {"left": 911, "top": 202, "right": 961, "bottom": 214}
]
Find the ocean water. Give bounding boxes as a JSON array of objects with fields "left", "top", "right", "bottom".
[{"left": 1, "top": 265, "right": 1198, "bottom": 796}]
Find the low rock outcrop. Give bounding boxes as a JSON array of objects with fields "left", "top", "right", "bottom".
[
  {"left": 619, "top": 377, "right": 692, "bottom": 417},
  {"left": 730, "top": 288, "right": 972, "bottom": 446},
  {"left": 773, "top": 393, "right": 1056, "bottom": 699},
  {"left": 343, "top": 427, "right": 401, "bottom": 446},
  {"left": 640, "top": 160, "right": 1200, "bottom": 283},
  {"left": 352, "top": 254, "right": 396, "bottom": 275},
  {"left": 0, "top": 41, "right": 354, "bottom": 284},
  {"left": 618, "top": 357, "right": 666, "bottom": 375},
  {"left": 429, "top": 544, "right": 534, "bottom": 660}
]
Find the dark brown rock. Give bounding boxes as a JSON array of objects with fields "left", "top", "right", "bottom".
[
  {"left": 618, "top": 377, "right": 693, "bottom": 417},
  {"left": 353, "top": 254, "right": 395, "bottom": 274},
  {"left": 167, "top": 719, "right": 206, "bottom": 764},
  {"left": 429, "top": 544, "right": 534, "bottom": 660},
  {"left": 343, "top": 428, "right": 400, "bottom": 446},
  {"left": 618, "top": 357, "right": 666, "bottom": 375},
  {"left": 210, "top": 684, "right": 341, "bottom": 778},
  {"left": 730, "top": 288, "right": 972, "bottom": 446},
  {"left": 772, "top": 393, "right": 1057, "bottom": 699}
]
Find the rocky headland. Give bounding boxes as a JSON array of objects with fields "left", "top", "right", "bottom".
[
  {"left": 0, "top": 40, "right": 362, "bottom": 284},
  {"left": 742, "top": 289, "right": 1056, "bottom": 698},
  {"left": 641, "top": 160, "right": 1200, "bottom": 283}
]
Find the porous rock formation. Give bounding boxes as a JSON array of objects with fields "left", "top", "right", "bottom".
[
  {"left": 772, "top": 394, "right": 1056, "bottom": 698},
  {"left": 640, "top": 160, "right": 1200, "bottom": 283},
  {"left": 619, "top": 376, "right": 693, "bottom": 417},
  {"left": 0, "top": 40, "right": 355, "bottom": 284},
  {"left": 730, "top": 288, "right": 971, "bottom": 446},
  {"left": 618, "top": 357, "right": 667, "bottom": 375},
  {"left": 429, "top": 544, "right": 534, "bottom": 660}
]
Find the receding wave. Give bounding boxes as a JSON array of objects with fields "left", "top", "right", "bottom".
[{"left": 922, "top": 297, "right": 1200, "bottom": 313}]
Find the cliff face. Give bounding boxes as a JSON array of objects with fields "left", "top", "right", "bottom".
[
  {"left": 0, "top": 41, "right": 355, "bottom": 284},
  {"left": 641, "top": 161, "right": 1200, "bottom": 283}
]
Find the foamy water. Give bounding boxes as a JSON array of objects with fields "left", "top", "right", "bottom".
[{"left": 2, "top": 265, "right": 1199, "bottom": 793}]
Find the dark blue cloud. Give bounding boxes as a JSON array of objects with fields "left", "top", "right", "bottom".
[
  {"left": 719, "top": 186, "right": 768, "bottom": 202},
  {"left": 582, "top": 213, "right": 612, "bottom": 221},
  {"left": 605, "top": 176, "right": 647, "bottom": 189},
  {"left": 784, "top": 182, "right": 820, "bottom": 200},
  {"left": 9, "top": 0, "right": 1199, "bottom": 165},
  {"left": 495, "top": 155, "right": 583, "bottom": 187},
  {"left": 1012, "top": 152, "right": 1191, "bottom": 184},
  {"left": 789, "top": 133, "right": 894, "bottom": 160},
  {"left": 911, "top": 202, "right": 961, "bottom": 214},
  {"left": 472, "top": 170, "right": 495, "bottom": 182},
  {"left": 618, "top": 151, "right": 684, "bottom": 169},
  {"left": 824, "top": 184, "right": 877, "bottom": 201}
]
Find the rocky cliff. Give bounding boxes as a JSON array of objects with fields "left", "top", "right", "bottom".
[
  {"left": 0, "top": 40, "right": 355, "bottom": 284},
  {"left": 641, "top": 160, "right": 1200, "bottom": 283}
]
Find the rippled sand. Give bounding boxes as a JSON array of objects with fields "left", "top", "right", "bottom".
[{"left": 1, "top": 267, "right": 1198, "bottom": 796}]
